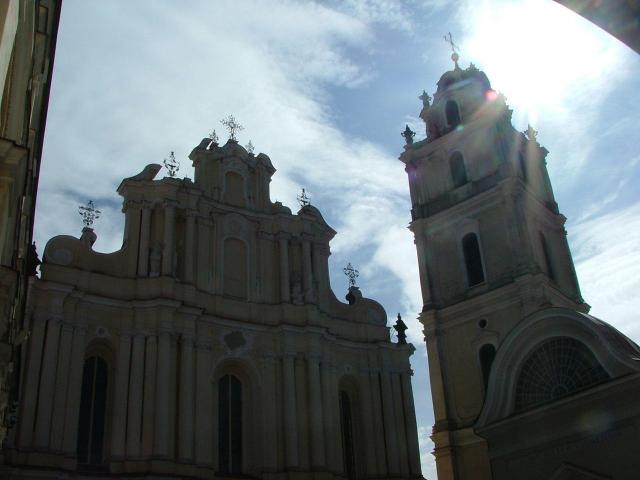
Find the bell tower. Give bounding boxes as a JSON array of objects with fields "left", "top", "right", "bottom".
[{"left": 400, "top": 48, "right": 587, "bottom": 479}]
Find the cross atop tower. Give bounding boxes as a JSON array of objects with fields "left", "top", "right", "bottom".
[{"left": 443, "top": 32, "right": 460, "bottom": 68}]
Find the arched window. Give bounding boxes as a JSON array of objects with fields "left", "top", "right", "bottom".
[
  {"left": 77, "top": 356, "right": 109, "bottom": 466},
  {"left": 224, "top": 171, "right": 246, "bottom": 207},
  {"left": 539, "top": 232, "right": 555, "bottom": 281},
  {"left": 223, "top": 238, "right": 247, "bottom": 299},
  {"left": 219, "top": 374, "right": 242, "bottom": 474},
  {"left": 445, "top": 100, "right": 461, "bottom": 128},
  {"left": 449, "top": 152, "right": 468, "bottom": 188},
  {"left": 462, "top": 233, "right": 485, "bottom": 286},
  {"left": 479, "top": 344, "right": 496, "bottom": 392},
  {"left": 339, "top": 390, "right": 356, "bottom": 480},
  {"left": 515, "top": 337, "right": 609, "bottom": 412}
]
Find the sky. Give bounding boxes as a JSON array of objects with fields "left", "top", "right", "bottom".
[{"left": 34, "top": 1, "right": 640, "bottom": 478}]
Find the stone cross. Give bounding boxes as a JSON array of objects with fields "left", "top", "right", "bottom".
[
  {"left": 163, "top": 151, "right": 179, "bottom": 177},
  {"left": 297, "top": 188, "right": 310, "bottom": 207},
  {"left": 220, "top": 114, "right": 244, "bottom": 142},
  {"left": 78, "top": 200, "right": 101, "bottom": 228},
  {"left": 343, "top": 262, "right": 359, "bottom": 287}
]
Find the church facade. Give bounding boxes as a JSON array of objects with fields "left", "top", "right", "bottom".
[
  {"left": 401, "top": 54, "right": 640, "bottom": 480},
  {"left": 1, "top": 136, "right": 423, "bottom": 479}
]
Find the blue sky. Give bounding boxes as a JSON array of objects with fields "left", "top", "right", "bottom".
[{"left": 35, "top": 1, "right": 640, "bottom": 478}]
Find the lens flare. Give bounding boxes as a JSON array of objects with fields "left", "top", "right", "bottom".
[{"left": 485, "top": 89, "right": 498, "bottom": 101}]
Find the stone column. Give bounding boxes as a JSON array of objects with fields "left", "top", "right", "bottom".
[
  {"left": 380, "top": 370, "right": 400, "bottom": 474},
  {"left": 302, "top": 235, "right": 313, "bottom": 303},
  {"left": 358, "top": 370, "right": 378, "bottom": 476},
  {"left": 141, "top": 335, "right": 157, "bottom": 457},
  {"left": 261, "top": 355, "right": 278, "bottom": 470},
  {"left": 126, "top": 333, "right": 146, "bottom": 457},
  {"left": 279, "top": 233, "right": 290, "bottom": 303},
  {"left": 111, "top": 331, "right": 132, "bottom": 459},
  {"left": 34, "top": 317, "right": 62, "bottom": 449},
  {"left": 401, "top": 371, "right": 422, "bottom": 476},
  {"left": 154, "top": 328, "right": 172, "bottom": 457},
  {"left": 162, "top": 202, "right": 175, "bottom": 276},
  {"left": 50, "top": 322, "right": 74, "bottom": 451},
  {"left": 179, "top": 333, "right": 195, "bottom": 461},
  {"left": 368, "top": 369, "right": 388, "bottom": 475},
  {"left": 62, "top": 325, "right": 88, "bottom": 455},
  {"left": 307, "top": 355, "right": 326, "bottom": 468},
  {"left": 18, "top": 315, "right": 46, "bottom": 448},
  {"left": 184, "top": 210, "right": 196, "bottom": 283},
  {"left": 392, "top": 373, "right": 410, "bottom": 475},
  {"left": 282, "top": 353, "right": 299, "bottom": 468},
  {"left": 195, "top": 340, "right": 213, "bottom": 466},
  {"left": 138, "top": 203, "right": 151, "bottom": 276},
  {"left": 295, "top": 356, "right": 310, "bottom": 468},
  {"left": 321, "top": 361, "right": 342, "bottom": 473}
]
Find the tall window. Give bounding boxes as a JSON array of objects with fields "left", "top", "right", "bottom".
[
  {"left": 462, "top": 233, "right": 485, "bottom": 286},
  {"left": 224, "top": 171, "right": 246, "bottom": 207},
  {"left": 479, "top": 344, "right": 496, "bottom": 392},
  {"left": 449, "top": 152, "right": 468, "bottom": 188},
  {"left": 445, "top": 100, "right": 461, "bottom": 128},
  {"left": 339, "top": 391, "right": 356, "bottom": 480},
  {"left": 223, "top": 238, "right": 247, "bottom": 299},
  {"left": 77, "top": 356, "right": 109, "bottom": 466},
  {"left": 539, "top": 233, "right": 555, "bottom": 281},
  {"left": 219, "top": 374, "right": 242, "bottom": 474}
]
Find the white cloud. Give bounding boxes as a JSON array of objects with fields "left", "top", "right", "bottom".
[{"left": 571, "top": 203, "right": 640, "bottom": 343}]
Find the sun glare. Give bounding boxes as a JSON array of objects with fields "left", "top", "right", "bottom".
[{"left": 460, "top": 0, "right": 625, "bottom": 125}]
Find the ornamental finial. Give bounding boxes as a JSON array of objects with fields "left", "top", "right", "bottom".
[
  {"left": 163, "top": 151, "right": 179, "bottom": 177},
  {"left": 220, "top": 114, "right": 244, "bottom": 142},
  {"left": 78, "top": 200, "right": 101, "bottom": 228},
  {"left": 208, "top": 129, "right": 219, "bottom": 144},
  {"left": 443, "top": 32, "right": 460, "bottom": 68},
  {"left": 525, "top": 124, "right": 538, "bottom": 143},
  {"left": 419, "top": 90, "right": 431, "bottom": 108},
  {"left": 297, "top": 188, "right": 310, "bottom": 207},
  {"left": 394, "top": 313, "right": 408, "bottom": 345},
  {"left": 245, "top": 140, "right": 255, "bottom": 154},
  {"left": 343, "top": 262, "right": 359, "bottom": 288},
  {"left": 402, "top": 124, "right": 416, "bottom": 145}
]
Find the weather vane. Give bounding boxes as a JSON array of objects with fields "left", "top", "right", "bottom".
[
  {"left": 297, "top": 188, "right": 310, "bottom": 207},
  {"left": 343, "top": 262, "right": 359, "bottom": 288},
  {"left": 245, "top": 140, "right": 254, "bottom": 154},
  {"left": 163, "top": 151, "right": 179, "bottom": 177},
  {"left": 220, "top": 114, "right": 244, "bottom": 142},
  {"left": 401, "top": 124, "right": 416, "bottom": 145},
  {"left": 209, "top": 129, "right": 219, "bottom": 144},
  {"left": 78, "top": 200, "right": 101, "bottom": 228},
  {"left": 443, "top": 32, "right": 460, "bottom": 67}
]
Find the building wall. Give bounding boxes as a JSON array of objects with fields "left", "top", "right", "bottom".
[{"left": 0, "top": 0, "right": 60, "bottom": 446}]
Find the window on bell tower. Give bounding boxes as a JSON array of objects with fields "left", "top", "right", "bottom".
[
  {"left": 449, "top": 152, "right": 468, "bottom": 188},
  {"left": 445, "top": 100, "right": 461, "bottom": 128},
  {"left": 462, "top": 233, "right": 485, "bottom": 286},
  {"left": 539, "top": 232, "right": 555, "bottom": 281}
]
